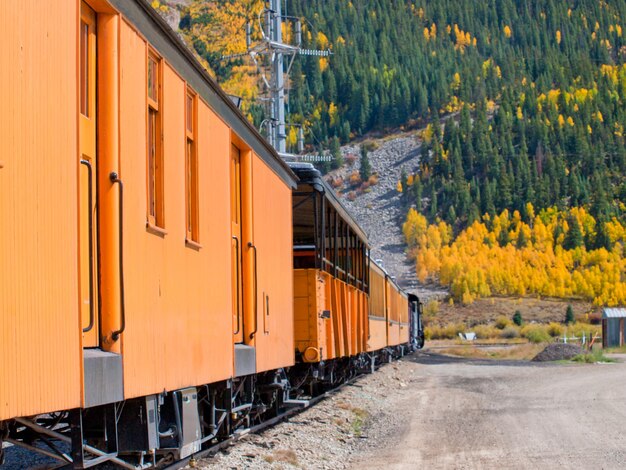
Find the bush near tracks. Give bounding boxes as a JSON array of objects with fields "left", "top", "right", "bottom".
[{"left": 425, "top": 321, "right": 600, "bottom": 342}]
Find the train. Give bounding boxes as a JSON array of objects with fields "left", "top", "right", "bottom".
[{"left": 0, "top": 1, "right": 424, "bottom": 468}]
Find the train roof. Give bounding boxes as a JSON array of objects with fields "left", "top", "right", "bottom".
[
  {"left": 289, "top": 163, "right": 369, "bottom": 244},
  {"left": 111, "top": 0, "right": 297, "bottom": 187}
]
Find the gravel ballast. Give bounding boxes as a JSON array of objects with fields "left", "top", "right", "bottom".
[
  {"left": 191, "top": 360, "right": 418, "bottom": 470},
  {"left": 531, "top": 343, "right": 583, "bottom": 362}
]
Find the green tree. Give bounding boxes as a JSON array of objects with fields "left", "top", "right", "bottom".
[
  {"left": 330, "top": 136, "right": 343, "bottom": 170},
  {"left": 360, "top": 145, "right": 371, "bottom": 181},
  {"left": 512, "top": 311, "right": 523, "bottom": 326},
  {"left": 565, "top": 305, "right": 575, "bottom": 325},
  {"left": 563, "top": 215, "right": 584, "bottom": 250}
]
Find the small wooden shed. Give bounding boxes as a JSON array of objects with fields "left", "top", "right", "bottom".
[{"left": 602, "top": 308, "right": 626, "bottom": 348}]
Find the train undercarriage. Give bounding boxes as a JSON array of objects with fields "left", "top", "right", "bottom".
[{"left": 0, "top": 345, "right": 415, "bottom": 469}]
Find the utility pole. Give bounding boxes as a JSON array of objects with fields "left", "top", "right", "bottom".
[
  {"left": 271, "top": 0, "right": 287, "bottom": 154},
  {"left": 224, "top": 0, "right": 332, "bottom": 161}
]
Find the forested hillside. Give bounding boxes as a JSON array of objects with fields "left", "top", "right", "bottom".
[
  {"left": 158, "top": 0, "right": 626, "bottom": 305},
  {"left": 173, "top": 0, "right": 626, "bottom": 219}
]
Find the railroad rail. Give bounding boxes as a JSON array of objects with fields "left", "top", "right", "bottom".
[{"left": 163, "top": 375, "right": 360, "bottom": 470}]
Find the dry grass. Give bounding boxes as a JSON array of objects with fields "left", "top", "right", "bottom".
[
  {"left": 435, "top": 297, "right": 599, "bottom": 326},
  {"left": 263, "top": 449, "right": 299, "bottom": 466},
  {"left": 437, "top": 343, "right": 545, "bottom": 361},
  {"left": 334, "top": 401, "right": 369, "bottom": 437}
]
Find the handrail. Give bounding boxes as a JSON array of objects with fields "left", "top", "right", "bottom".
[
  {"left": 232, "top": 236, "right": 241, "bottom": 336},
  {"left": 109, "top": 172, "right": 126, "bottom": 341},
  {"left": 80, "top": 159, "right": 95, "bottom": 334},
  {"left": 264, "top": 294, "right": 270, "bottom": 335},
  {"left": 248, "top": 242, "right": 258, "bottom": 340}
]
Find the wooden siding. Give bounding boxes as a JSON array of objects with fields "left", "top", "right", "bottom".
[
  {"left": 0, "top": 1, "right": 82, "bottom": 420},
  {"left": 251, "top": 154, "right": 295, "bottom": 373},
  {"left": 119, "top": 21, "right": 234, "bottom": 398},
  {"left": 293, "top": 269, "right": 369, "bottom": 362}
]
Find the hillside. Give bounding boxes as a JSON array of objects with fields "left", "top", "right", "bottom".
[
  {"left": 160, "top": 0, "right": 626, "bottom": 219},
  {"left": 154, "top": 0, "right": 626, "bottom": 306}
]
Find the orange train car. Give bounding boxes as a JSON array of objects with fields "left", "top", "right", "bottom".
[
  {"left": 367, "top": 261, "right": 412, "bottom": 356},
  {"left": 289, "top": 163, "right": 423, "bottom": 389},
  {"left": 0, "top": 1, "right": 423, "bottom": 468},
  {"left": 1, "top": 0, "right": 296, "bottom": 467}
]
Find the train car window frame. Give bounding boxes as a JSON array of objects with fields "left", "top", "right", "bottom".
[
  {"left": 147, "top": 48, "right": 165, "bottom": 231},
  {"left": 185, "top": 85, "right": 200, "bottom": 245}
]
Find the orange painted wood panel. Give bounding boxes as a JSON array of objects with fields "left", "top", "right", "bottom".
[
  {"left": 118, "top": 22, "right": 233, "bottom": 398},
  {"left": 293, "top": 269, "right": 318, "bottom": 356},
  {"left": 250, "top": 154, "right": 295, "bottom": 373},
  {"left": 322, "top": 272, "right": 337, "bottom": 359},
  {"left": 367, "top": 317, "right": 388, "bottom": 352},
  {"left": 293, "top": 269, "right": 331, "bottom": 362},
  {"left": 385, "top": 281, "right": 404, "bottom": 346},
  {"left": 0, "top": 0, "right": 81, "bottom": 420}
]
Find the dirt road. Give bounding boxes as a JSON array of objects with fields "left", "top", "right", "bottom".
[{"left": 353, "top": 353, "right": 626, "bottom": 470}]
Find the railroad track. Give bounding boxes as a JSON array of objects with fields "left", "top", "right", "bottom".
[{"left": 163, "top": 376, "right": 358, "bottom": 470}]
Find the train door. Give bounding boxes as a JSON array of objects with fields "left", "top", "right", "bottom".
[
  {"left": 231, "top": 144, "right": 244, "bottom": 344},
  {"left": 79, "top": 2, "right": 99, "bottom": 348}
]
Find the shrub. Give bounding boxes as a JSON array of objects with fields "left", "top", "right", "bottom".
[
  {"left": 345, "top": 154, "right": 357, "bottom": 166},
  {"left": 588, "top": 312, "right": 602, "bottom": 325},
  {"left": 424, "top": 326, "right": 434, "bottom": 340},
  {"left": 568, "top": 322, "right": 601, "bottom": 340},
  {"left": 349, "top": 171, "right": 361, "bottom": 186},
  {"left": 521, "top": 324, "right": 551, "bottom": 343},
  {"left": 363, "top": 140, "right": 379, "bottom": 152},
  {"left": 330, "top": 177, "right": 343, "bottom": 189},
  {"left": 441, "top": 322, "right": 466, "bottom": 339},
  {"left": 512, "top": 310, "right": 523, "bottom": 326},
  {"left": 424, "top": 300, "right": 440, "bottom": 318},
  {"left": 346, "top": 191, "right": 357, "bottom": 201},
  {"left": 368, "top": 174, "right": 379, "bottom": 186},
  {"left": 575, "top": 313, "right": 590, "bottom": 324},
  {"left": 572, "top": 349, "right": 615, "bottom": 363},
  {"left": 473, "top": 324, "right": 501, "bottom": 339},
  {"left": 425, "top": 325, "right": 444, "bottom": 340},
  {"left": 565, "top": 304, "right": 575, "bottom": 325},
  {"left": 500, "top": 326, "right": 521, "bottom": 339},
  {"left": 425, "top": 322, "right": 466, "bottom": 340},
  {"left": 495, "top": 315, "right": 511, "bottom": 329},
  {"left": 547, "top": 322, "right": 564, "bottom": 337}
]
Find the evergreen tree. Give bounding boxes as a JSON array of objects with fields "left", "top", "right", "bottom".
[
  {"left": 330, "top": 136, "right": 343, "bottom": 170},
  {"left": 360, "top": 145, "right": 371, "bottom": 181},
  {"left": 563, "top": 215, "right": 584, "bottom": 250},
  {"left": 565, "top": 305, "right": 575, "bottom": 325}
]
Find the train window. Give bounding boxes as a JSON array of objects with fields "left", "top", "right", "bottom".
[
  {"left": 147, "top": 49, "right": 164, "bottom": 229},
  {"left": 185, "top": 86, "right": 199, "bottom": 243}
]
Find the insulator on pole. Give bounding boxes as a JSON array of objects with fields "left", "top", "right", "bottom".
[
  {"left": 264, "top": 10, "right": 272, "bottom": 38},
  {"left": 295, "top": 20, "right": 302, "bottom": 47},
  {"left": 298, "top": 127, "right": 304, "bottom": 153}
]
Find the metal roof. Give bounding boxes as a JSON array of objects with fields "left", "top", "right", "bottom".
[{"left": 602, "top": 308, "right": 626, "bottom": 319}]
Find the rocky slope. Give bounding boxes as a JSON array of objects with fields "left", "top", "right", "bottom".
[{"left": 327, "top": 133, "right": 447, "bottom": 301}]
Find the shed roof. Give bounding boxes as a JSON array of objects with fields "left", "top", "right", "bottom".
[{"left": 602, "top": 308, "right": 626, "bottom": 319}]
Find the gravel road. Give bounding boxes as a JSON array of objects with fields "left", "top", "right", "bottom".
[{"left": 352, "top": 353, "right": 626, "bottom": 470}]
